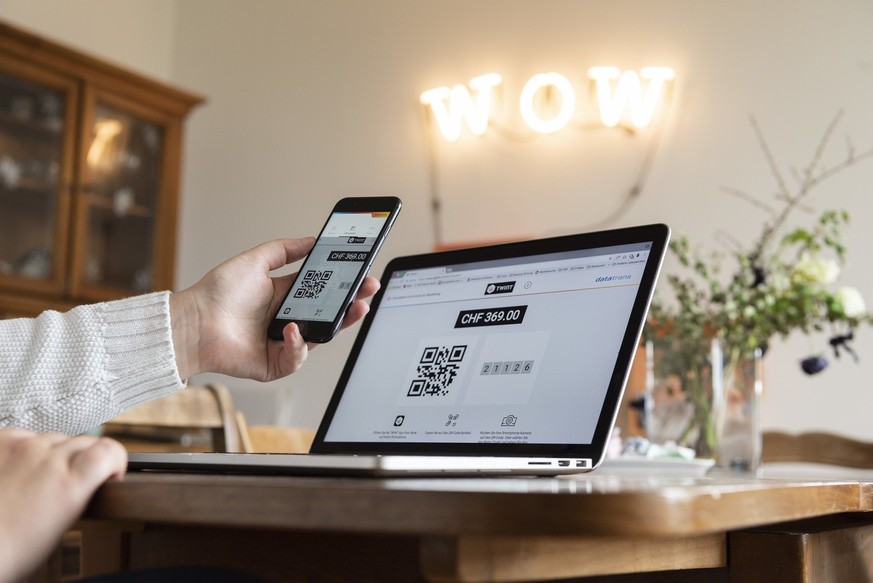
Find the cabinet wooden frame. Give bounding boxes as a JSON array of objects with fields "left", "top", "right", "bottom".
[{"left": 0, "top": 20, "right": 203, "bottom": 317}]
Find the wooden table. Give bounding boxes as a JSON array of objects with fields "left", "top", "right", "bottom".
[{"left": 74, "top": 467, "right": 873, "bottom": 582}]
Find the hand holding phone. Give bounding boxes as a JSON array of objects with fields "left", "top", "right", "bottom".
[{"left": 268, "top": 196, "right": 401, "bottom": 343}]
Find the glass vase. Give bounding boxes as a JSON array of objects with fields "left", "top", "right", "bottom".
[{"left": 644, "top": 332, "right": 764, "bottom": 471}]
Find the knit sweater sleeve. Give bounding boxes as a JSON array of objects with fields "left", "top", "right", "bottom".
[{"left": 0, "top": 291, "right": 185, "bottom": 434}]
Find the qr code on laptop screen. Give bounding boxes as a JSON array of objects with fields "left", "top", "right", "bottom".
[
  {"left": 407, "top": 345, "right": 468, "bottom": 398},
  {"left": 294, "top": 270, "right": 332, "bottom": 299}
]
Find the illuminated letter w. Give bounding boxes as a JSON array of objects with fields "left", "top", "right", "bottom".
[
  {"left": 420, "top": 73, "right": 502, "bottom": 142},
  {"left": 588, "top": 67, "right": 675, "bottom": 129}
]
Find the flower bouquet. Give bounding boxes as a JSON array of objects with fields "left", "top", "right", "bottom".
[{"left": 645, "top": 111, "right": 873, "bottom": 468}]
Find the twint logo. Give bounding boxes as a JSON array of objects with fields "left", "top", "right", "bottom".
[
  {"left": 485, "top": 282, "right": 515, "bottom": 295},
  {"left": 420, "top": 67, "right": 675, "bottom": 142}
]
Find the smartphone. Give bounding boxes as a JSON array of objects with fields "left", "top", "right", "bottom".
[{"left": 268, "top": 196, "right": 402, "bottom": 343}]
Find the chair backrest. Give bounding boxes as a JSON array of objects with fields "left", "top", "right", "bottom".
[
  {"left": 234, "top": 411, "right": 315, "bottom": 454},
  {"left": 102, "top": 383, "right": 242, "bottom": 453},
  {"left": 762, "top": 431, "right": 873, "bottom": 468}
]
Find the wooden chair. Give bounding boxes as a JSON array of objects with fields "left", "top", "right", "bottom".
[
  {"left": 762, "top": 431, "right": 873, "bottom": 468},
  {"left": 102, "top": 383, "right": 243, "bottom": 453},
  {"left": 235, "top": 412, "right": 316, "bottom": 453}
]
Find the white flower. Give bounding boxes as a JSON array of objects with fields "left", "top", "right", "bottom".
[
  {"left": 794, "top": 253, "right": 840, "bottom": 285},
  {"left": 836, "top": 287, "right": 867, "bottom": 318}
]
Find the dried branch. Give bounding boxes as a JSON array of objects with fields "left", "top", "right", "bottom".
[
  {"left": 748, "top": 111, "right": 873, "bottom": 262},
  {"left": 721, "top": 186, "right": 777, "bottom": 218}
]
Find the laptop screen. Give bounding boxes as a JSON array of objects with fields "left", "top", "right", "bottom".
[{"left": 313, "top": 224, "right": 669, "bottom": 459}]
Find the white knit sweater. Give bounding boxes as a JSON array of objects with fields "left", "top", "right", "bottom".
[{"left": 0, "top": 291, "right": 185, "bottom": 434}]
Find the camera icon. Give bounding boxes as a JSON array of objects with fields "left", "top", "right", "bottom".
[
  {"left": 394, "top": 415, "right": 405, "bottom": 427},
  {"left": 501, "top": 414, "right": 517, "bottom": 427}
]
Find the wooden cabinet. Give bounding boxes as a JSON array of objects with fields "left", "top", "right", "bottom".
[{"left": 0, "top": 21, "right": 203, "bottom": 317}]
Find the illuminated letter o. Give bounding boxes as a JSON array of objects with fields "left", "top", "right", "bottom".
[{"left": 519, "top": 72, "right": 576, "bottom": 134}]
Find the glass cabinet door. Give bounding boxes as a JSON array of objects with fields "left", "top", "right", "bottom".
[
  {"left": 0, "top": 62, "right": 76, "bottom": 295},
  {"left": 73, "top": 91, "right": 176, "bottom": 300}
]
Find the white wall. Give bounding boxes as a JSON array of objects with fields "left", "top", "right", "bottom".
[
  {"left": 3, "top": 1, "right": 873, "bottom": 437},
  {"left": 0, "top": 0, "right": 177, "bottom": 82}
]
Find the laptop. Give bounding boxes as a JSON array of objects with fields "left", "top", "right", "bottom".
[{"left": 128, "top": 223, "right": 670, "bottom": 476}]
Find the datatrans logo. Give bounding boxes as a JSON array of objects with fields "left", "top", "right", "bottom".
[{"left": 485, "top": 281, "right": 515, "bottom": 295}]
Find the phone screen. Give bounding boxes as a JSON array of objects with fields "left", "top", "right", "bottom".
[{"left": 276, "top": 211, "right": 389, "bottom": 323}]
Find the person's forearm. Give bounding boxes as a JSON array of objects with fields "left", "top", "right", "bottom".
[
  {"left": 0, "top": 292, "right": 184, "bottom": 433},
  {"left": 169, "top": 288, "right": 201, "bottom": 380}
]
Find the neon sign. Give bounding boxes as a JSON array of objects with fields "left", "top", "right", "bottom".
[{"left": 420, "top": 67, "right": 675, "bottom": 142}]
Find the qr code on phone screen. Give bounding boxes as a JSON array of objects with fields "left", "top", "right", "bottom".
[
  {"left": 407, "top": 345, "right": 467, "bottom": 398},
  {"left": 294, "top": 270, "right": 332, "bottom": 299}
]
